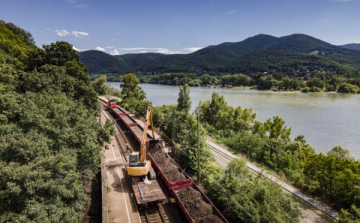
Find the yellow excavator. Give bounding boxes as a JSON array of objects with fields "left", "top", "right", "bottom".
[{"left": 127, "top": 106, "right": 157, "bottom": 181}]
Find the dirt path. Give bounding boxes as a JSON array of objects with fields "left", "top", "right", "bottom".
[{"left": 101, "top": 112, "right": 141, "bottom": 223}]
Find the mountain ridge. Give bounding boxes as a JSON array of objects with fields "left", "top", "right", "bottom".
[
  {"left": 80, "top": 33, "right": 360, "bottom": 76},
  {"left": 340, "top": 43, "right": 360, "bottom": 51}
]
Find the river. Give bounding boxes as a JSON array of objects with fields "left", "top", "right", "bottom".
[{"left": 107, "top": 82, "right": 360, "bottom": 158}]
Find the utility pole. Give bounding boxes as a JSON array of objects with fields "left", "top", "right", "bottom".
[
  {"left": 172, "top": 109, "right": 176, "bottom": 144},
  {"left": 197, "top": 109, "right": 200, "bottom": 184}
]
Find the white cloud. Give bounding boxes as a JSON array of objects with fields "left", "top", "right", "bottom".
[
  {"left": 110, "top": 49, "right": 120, "bottom": 55},
  {"left": 71, "top": 31, "right": 89, "bottom": 37},
  {"left": 72, "top": 45, "right": 80, "bottom": 52},
  {"left": 106, "top": 46, "right": 114, "bottom": 49},
  {"left": 183, "top": 47, "right": 203, "bottom": 52},
  {"left": 227, "top": 10, "right": 237, "bottom": 15},
  {"left": 120, "top": 47, "right": 191, "bottom": 54},
  {"left": 72, "top": 4, "right": 89, "bottom": 8},
  {"left": 55, "top": 29, "right": 70, "bottom": 37},
  {"left": 121, "top": 47, "right": 149, "bottom": 51},
  {"left": 53, "top": 29, "right": 89, "bottom": 38},
  {"left": 156, "top": 48, "right": 170, "bottom": 54},
  {"left": 95, "top": 47, "right": 105, "bottom": 52}
]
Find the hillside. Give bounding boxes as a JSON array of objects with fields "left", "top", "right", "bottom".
[
  {"left": 0, "top": 21, "right": 111, "bottom": 222},
  {"left": 116, "top": 53, "right": 165, "bottom": 67},
  {"left": 79, "top": 33, "right": 360, "bottom": 76},
  {"left": 79, "top": 50, "right": 131, "bottom": 74},
  {"left": 340, "top": 43, "right": 360, "bottom": 51}
]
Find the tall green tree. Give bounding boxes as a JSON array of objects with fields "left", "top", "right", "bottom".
[
  {"left": 92, "top": 75, "right": 108, "bottom": 95},
  {"left": 120, "top": 73, "right": 146, "bottom": 101},
  {"left": 177, "top": 83, "right": 191, "bottom": 112}
]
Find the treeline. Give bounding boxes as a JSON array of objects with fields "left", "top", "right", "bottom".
[
  {"left": 115, "top": 75, "right": 302, "bottom": 222},
  {"left": 198, "top": 92, "right": 360, "bottom": 220},
  {"left": 108, "top": 72, "right": 360, "bottom": 93},
  {"left": 0, "top": 21, "right": 113, "bottom": 222}
]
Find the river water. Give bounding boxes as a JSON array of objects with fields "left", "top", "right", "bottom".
[{"left": 107, "top": 82, "right": 360, "bottom": 158}]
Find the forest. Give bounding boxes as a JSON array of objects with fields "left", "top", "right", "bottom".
[
  {"left": 129, "top": 72, "right": 360, "bottom": 93},
  {"left": 0, "top": 21, "right": 113, "bottom": 222}
]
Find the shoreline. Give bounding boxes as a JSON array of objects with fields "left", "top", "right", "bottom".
[{"left": 107, "top": 82, "right": 359, "bottom": 95}]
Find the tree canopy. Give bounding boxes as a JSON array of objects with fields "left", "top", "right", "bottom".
[{"left": 0, "top": 22, "right": 113, "bottom": 222}]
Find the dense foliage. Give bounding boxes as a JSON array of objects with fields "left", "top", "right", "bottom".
[
  {"left": 119, "top": 73, "right": 151, "bottom": 117},
  {"left": 198, "top": 92, "right": 360, "bottom": 216},
  {"left": 0, "top": 22, "right": 113, "bottom": 222},
  {"left": 137, "top": 72, "right": 360, "bottom": 93},
  {"left": 81, "top": 33, "right": 360, "bottom": 78}
]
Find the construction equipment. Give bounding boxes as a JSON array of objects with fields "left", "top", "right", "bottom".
[{"left": 127, "top": 106, "right": 157, "bottom": 181}]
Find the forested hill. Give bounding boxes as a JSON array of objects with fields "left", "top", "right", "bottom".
[
  {"left": 80, "top": 33, "right": 360, "bottom": 76},
  {"left": 0, "top": 21, "right": 112, "bottom": 222},
  {"left": 340, "top": 43, "right": 360, "bottom": 51},
  {"left": 79, "top": 50, "right": 165, "bottom": 74}
]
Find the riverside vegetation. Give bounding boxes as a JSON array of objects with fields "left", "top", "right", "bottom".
[
  {"left": 134, "top": 72, "right": 359, "bottom": 93},
  {"left": 0, "top": 21, "right": 114, "bottom": 222},
  {"left": 113, "top": 73, "right": 360, "bottom": 222}
]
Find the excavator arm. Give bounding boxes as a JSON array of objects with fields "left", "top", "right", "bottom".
[{"left": 139, "top": 106, "right": 155, "bottom": 162}]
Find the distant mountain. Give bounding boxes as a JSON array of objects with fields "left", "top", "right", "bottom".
[
  {"left": 80, "top": 50, "right": 131, "bottom": 74},
  {"left": 116, "top": 53, "right": 165, "bottom": 67},
  {"left": 340, "top": 43, "right": 360, "bottom": 51},
  {"left": 80, "top": 34, "right": 360, "bottom": 76},
  {"left": 79, "top": 51, "right": 164, "bottom": 74}
]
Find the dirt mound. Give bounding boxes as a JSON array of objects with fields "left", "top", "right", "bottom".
[
  {"left": 199, "top": 215, "right": 224, "bottom": 223},
  {"left": 149, "top": 146, "right": 186, "bottom": 182},
  {"left": 177, "top": 187, "right": 224, "bottom": 223}
]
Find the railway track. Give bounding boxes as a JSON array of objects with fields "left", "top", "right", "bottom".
[
  {"left": 100, "top": 100, "right": 132, "bottom": 162},
  {"left": 140, "top": 205, "right": 169, "bottom": 223}
]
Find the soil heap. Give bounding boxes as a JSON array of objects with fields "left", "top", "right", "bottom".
[
  {"left": 148, "top": 146, "right": 186, "bottom": 182},
  {"left": 177, "top": 187, "right": 224, "bottom": 223}
]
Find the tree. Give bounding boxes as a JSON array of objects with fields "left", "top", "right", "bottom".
[
  {"left": 233, "top": 106, "right": 256, "bottom": 131},
  {"left": 43, "top": 41, "right": 79, "bottom": 66},
  {"left": 264, "top": 116, "right": 292, "bottom": 140},
  {"left": 177, "top": 84, "right": 191, "bottom": 112},
  {"left": 328, "top": 146, "right": 353, "bottom": 160},
  {"left": 338, "top": 205, "right": 360, "bottom": 223},
  {"left": 120, "top": 73, "right": 146, "bottom": 101},
  {"left": 92, "top": 75, "right": 108, "bottom": 95},
  {"left": 207, "top": 159, "right": 302, "bottom": 223}
]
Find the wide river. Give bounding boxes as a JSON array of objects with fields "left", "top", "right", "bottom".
[{"left": 108, "top": 82, "right": 360, "bottom": 158}]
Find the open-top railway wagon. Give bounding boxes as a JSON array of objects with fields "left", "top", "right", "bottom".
[{"left": 101, "top": 97, "right": 228, "bottom": 223}]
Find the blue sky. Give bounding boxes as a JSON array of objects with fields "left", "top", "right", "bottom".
[{"left": 1, "top": 0, "right": 360, "bottom": 55}]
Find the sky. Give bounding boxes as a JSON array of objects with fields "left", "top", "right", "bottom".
[{"left": 1, "top": 0, "right": 360, "bottom": 55}]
